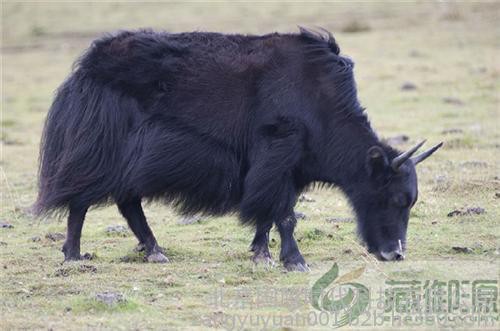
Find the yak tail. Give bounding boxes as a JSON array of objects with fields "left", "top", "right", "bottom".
[{"left": 34, "top": 71, "right": 136, "bottom": 217}]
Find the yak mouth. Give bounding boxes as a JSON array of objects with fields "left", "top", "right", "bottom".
[{"left": 378, "top": 250, "right": 405, "bottom": 261}]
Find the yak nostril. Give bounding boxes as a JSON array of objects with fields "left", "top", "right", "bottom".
[{"left": 394, "top": 252, "right": 405, "bottom": 261}]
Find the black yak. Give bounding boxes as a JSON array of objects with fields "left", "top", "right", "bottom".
[{"left": 35, "top": 27, "right": 442, "bottom": 271}]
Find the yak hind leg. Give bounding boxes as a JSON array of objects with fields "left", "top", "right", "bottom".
[
  {"left": 117, "top": 198, "right": 168, "bottom": 263},
  {"left": 250, "top": 221, "right": 274, "bottom": 267},
  {"left": 62, "top": 205, "right": 91, "bottom": 261}
]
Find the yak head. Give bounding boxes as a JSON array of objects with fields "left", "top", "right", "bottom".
[{"left": 354, "top": 140, "right": 443, "bottom": 261}]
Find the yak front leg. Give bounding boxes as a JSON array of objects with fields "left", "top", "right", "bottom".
[
  {"left": 276, "top": 214, "right": 309, "bottom": 272},
  {"left": 242, "top": 116, "right": 309, "bottom": 271}
]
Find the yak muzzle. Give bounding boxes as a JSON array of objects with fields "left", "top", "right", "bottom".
[
  {"left": 379, "top": 239, "right": 406, "bottom": 261},
  {"left": 380, "top": 249, "right": 405, "bottom": 261}
]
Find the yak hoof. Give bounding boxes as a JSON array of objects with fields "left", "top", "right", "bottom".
[
  {"left": 63, "top": 252, "right": 93, "bottom": 262},
  {"left": 146, "top": 252, "right": 169, "bottom": 263},
  {"left": 281, "top": 252, "right": 310, "bottom": 272},
  {"left": 63, "top": 255, "right": 82, "bottom": 262},
  {"left": 252, "top": 252, "right": 275, "bottom": 268},
  {"left": 284, "top": 262, "right": 310, "bottom": 272}
]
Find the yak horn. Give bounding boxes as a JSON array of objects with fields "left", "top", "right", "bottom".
[
  {"left": 317, "top": 26, "right": 335, "bottom": 43},
  {"left": 391, "top": 140, "right": 426, "bottom": 171},
  {"left": 412, "top": 142, "right": 444, "bottom": 165}
]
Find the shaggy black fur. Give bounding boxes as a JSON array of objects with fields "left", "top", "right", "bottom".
[{"left": 35, "top": 28, "right": 439, "bottom": 269}]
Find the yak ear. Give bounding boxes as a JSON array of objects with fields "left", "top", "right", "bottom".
[{"left": 366, "top": 146, "right": 389, "bottom": 177}]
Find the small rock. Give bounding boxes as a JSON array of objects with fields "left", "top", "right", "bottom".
[
  {"left": 177, "top": 215, "right": 202, "bottom": 225},
  {"left": 45, "top": 232, "right": 65, "bottom": 241},
  {"left": 431, "top": 221, "right": 438, "bottom": 225},
  {"left": 441, "top": 128, "right": 464, "bottom": 135},
  {"left": 82, "top": 252, "right": 95, "bottom": 260},
  {"left": 452, "top": 246, "right": 473, "bottom": 254},
  {"left": 343, "top": 249, "right": 353, "bottom": 254},
  {"left": 326, "top": 217, "right": 354, "bottom": 223},
  {"left": 401, "top": 82, "right": 417, "bottom": 91},
  {"left": 294, "top": 211, "right": 306, "bottom": 220},
  {"left": 434, "top": 175, "right": 447, "bottom": 183},
  {"left": 443, "top": 97, "right": 464, "bottom": 106},
  {"left": 30, "top": 236, "right": 41, "bottom": 242},
  {"left": 298, "top": 195, "right": 315, "bottom": 203},
  {"left": 105, "top": 225, "right": 129, "bottom": 236},
  {"left": 95, "top": 292, "right": 125, "bottom": 306},
  {"left": 447, "top": 207, "right": 485, "bottom": 217},
  {"left": 467, "top": 207, "right": 486, "bottom": 215},
  {"left": 0, "top": 241, "right": 7, "bottom": 246},
  {"left": 495, "top": 192, "right": 500, "bottom": 199},
  {"left": 468, "top": 123, "right": 482, "bottom": 133},
  {"left": 0, "top": 222, "right": 14, "bottom": 229},
  {"left": 384, "top": 135, "right": 410, "bottom": 146}
]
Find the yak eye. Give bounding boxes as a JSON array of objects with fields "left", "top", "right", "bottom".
[{"left": 392, "top": 193, "right": 410, "bottom": 208}]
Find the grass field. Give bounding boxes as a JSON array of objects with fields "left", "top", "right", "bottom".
[{"left": 1, "top": 1, "right": 499, "bottom": 330}]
